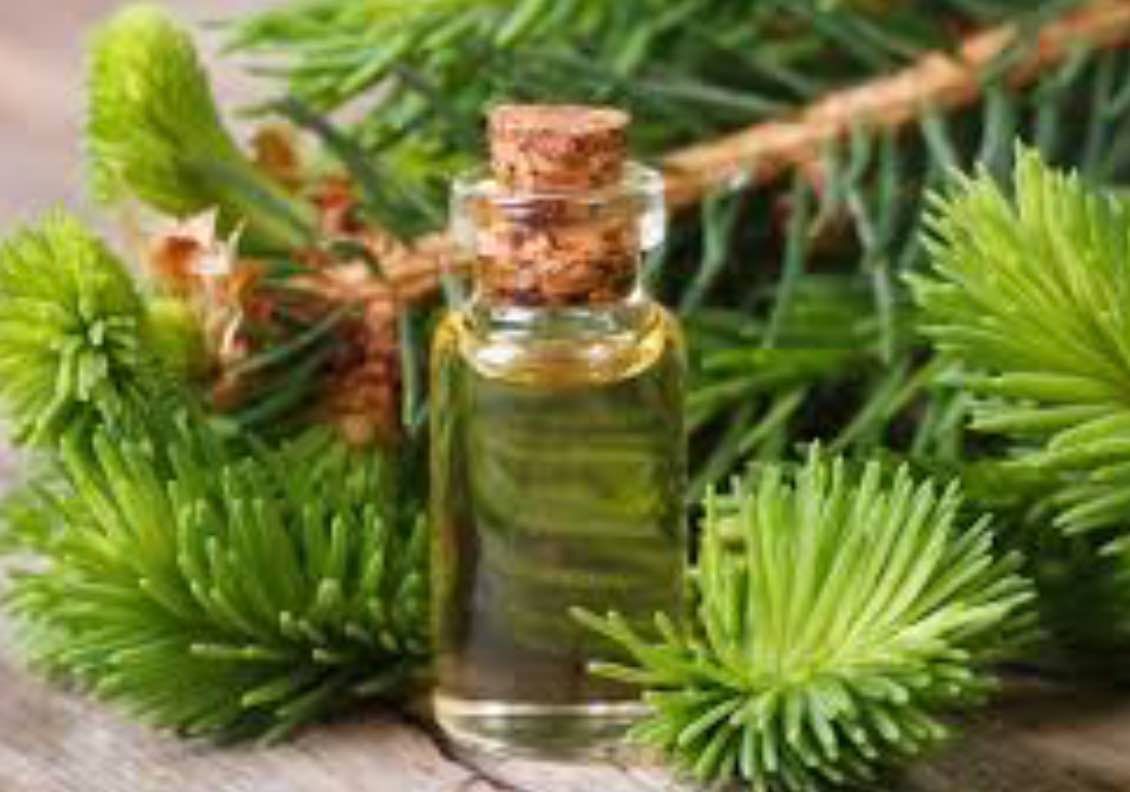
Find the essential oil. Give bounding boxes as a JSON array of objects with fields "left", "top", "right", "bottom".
[{"left": 430, "top": 105, "right": 686, "bottom": 756}]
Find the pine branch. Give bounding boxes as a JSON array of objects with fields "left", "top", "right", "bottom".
[
  {"left": 88, "top": 5, "right": 316, "bottom": 251},
  {"left": 575, "top": 449, "right": 1037, "bottom": 790},
  {"left": 227, "top": 0, "right": 1072, "bottom": 159},
  {"left": 0, "top": 213, "right": 430, "bottom": 740},
  {"left": 911, "top": 147, "right": 1130, "bottom": 537},
  {"left": 311, "top": 1, "right": 1130, "bottom": 309},
  {"left": 0, "top": 212, "right": 166, "bottom": 446},
  {"left": 910, "top": 146, "right": 1130, "bottom": 657},
  {"left": 2, "top": 424, "right": 428, "bottom": 742},
  {"left": 663, "top": 0, "right": 1130, "bottom": 208},
  {"left": 225, "top": 0, "right": 1081, "bottom": 232}
]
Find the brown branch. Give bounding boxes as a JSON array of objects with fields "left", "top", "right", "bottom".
[
  {"left": 662, "top": 0, "right": 1130, "bottom": 208},
  {"left": 391, "top": 0, "right": 1130, "bottom": 305}
]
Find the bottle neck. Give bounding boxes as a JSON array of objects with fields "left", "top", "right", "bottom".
[
  {"left": 462, "top": 286, "right": 655, "bottom": 342},
  {"left": 450, "top": 162, "right": 666, "bottom": 312},
  {"left": 454, "top": 292, "right": 670, "bottom": 387},
  {"left": 469, "top": 253, "right": 644, "bottom": 309}
]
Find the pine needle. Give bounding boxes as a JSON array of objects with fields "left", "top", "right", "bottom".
[
  {"left": 0, "top": 212, "right": 160, "bottom": 446},
  {"left": 0, "top": 213, "right": 429, "bottom": 741},
  {"left": 911, "top": 146, "right": 1130, "bottom": 536},
  {"left": 911, "top": 145, "right": 1130, "bottom": 658},
  {"left": 87, "top": 5, "right": 314, "bottom": 251},
  {"left": 576, "top": 448, "right": 1037, "bottom": 789},
  {"left": 2, "top": 424, "right": 428, "bottom": 742}
]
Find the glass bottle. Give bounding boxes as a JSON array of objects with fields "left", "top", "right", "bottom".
[{"left": 430, "top": 105, "right": 686, "bottom": 757}]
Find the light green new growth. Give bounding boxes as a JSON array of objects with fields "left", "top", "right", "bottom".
[
  {"left": 0, "top": 213, "right": 429, "bottom": 740},
  {"left": 0, "top": 212, "right": 153, "bottom": 445},
  {"left": 911, "top": 149, "right": 1130, "bottom": 540},
  {"left": 3, "top": 426, "right": 428, "bottom": 742},
  {"left": 87, "top": 4, "right": 313, "bottom": 250},
  {"left": 576, "top": 450, "right": 1037, "bottom": 790}
]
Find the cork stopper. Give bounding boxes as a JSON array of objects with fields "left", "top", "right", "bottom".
[
  {"left": 489, "top": 104, "right": 630, "bottom": 192},
  {"left": 458, "top": 104, "right": 647, "bottom": 307}
]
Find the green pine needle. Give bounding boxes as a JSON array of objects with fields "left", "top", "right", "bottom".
[
  {"left": 910, "top": 148, "right": 1130, "bottom": 538},
  {"left": 2, "top": 425, "right": 427, "bottom": 742},
  {"left": 0, "top": 212, "right": 159, "bottom": 446},
  {"left": 225, "top": 0, "right": 1078, "bottom": 231},
  {"left": 910, "top": 146, "right": 1130, "bottom": 658},
  {"left": 143, "top": 296, "right": 208, "bottom": 382},
  {"left": 87, "top": 4, "right": 314, "bottom": 250},
  {"left": 575, "top": 449, "right": 1037, "bottom": 790},
  {"left": 0, "top": 213, "right": 429, "bottom": 741},
  {"left": 685, "top": 273, "right": 921, "bottom": 500}
]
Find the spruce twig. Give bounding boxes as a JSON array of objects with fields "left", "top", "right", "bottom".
[
  {"left": 911, "top": 148, "right": 1130, "bottom": 536},
  {"left": 0, "top": 213, "right": 430, "bottom": 741},
  {"left": 911, "top": 146, "right": 1130, "bottom": 656},
  {"left": 663, "top": 0, "right": 1130, "bottom": 208},
  {"left": 3, "top": 424, "right": 429, "bottom": 742},
  {"left": 576, "top": 449, "right": 1038, "bottom": 790},
  {"left": 321, "top": 1, "right": 1130, "bottom": 307},
  {"left": 88, "top": 5, "right": 316, "bottom": 251},
  {"left": 0, "top": 213, "right": 167, "bottom": 446}
]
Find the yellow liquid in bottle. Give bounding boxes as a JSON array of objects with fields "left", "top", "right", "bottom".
[{"left": 430, "top": 301, "right": 686, "bottom": 756}]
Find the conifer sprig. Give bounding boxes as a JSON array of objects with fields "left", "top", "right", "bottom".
[
  {"left": 0, "top": 213, "right": 429, "bottom": 740},
  {"left": 3, "top": 425, "right": 427, "bottom": 742},
  {"left": 910, "top": 147, "right": 1130, "bottom": 657},
  {"left": 576, "top": 450, "right": 1037, "bottom": 790},
  {"left": 911, "top": 149, "right": 1130, "bottom": 538},
  {"left": 0, "top": 213, "right": 156, "bottom": 446},
  {"left": 227, "top": 0, "right": 1073, "bottom": 155},
  {"left": 226, "top": 0, "right": 1081, "bottom": 229},
  {"left": 88, "top": 5, "right": 314, "bottom": 251}
]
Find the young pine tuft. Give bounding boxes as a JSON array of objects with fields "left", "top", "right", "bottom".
[
  {"left": 576, "top": 449, "right": 1037, "bottom": 790},
  {"left": 911, "top": 146, "right": 1130, "bottom": 659},
  {"left": 0, "top": 212, "right": 159, "bottom": 445},
  {"left": 0, "top": 213, "right": 430, "bottom": 741},
  {"left": 87, "top": 4, "right": 314, "bottom": 250},
  {"left": 3, "top": 426, "right": 428, "bottom": 742}
]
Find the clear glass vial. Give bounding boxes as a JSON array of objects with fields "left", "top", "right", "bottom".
[{"left": 430, "top": 106, "right": 686, "bottom": 757}]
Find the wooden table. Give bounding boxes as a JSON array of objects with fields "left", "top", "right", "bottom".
[{"left": 1, "top": 654, "right": 1129, "bottom": 792}]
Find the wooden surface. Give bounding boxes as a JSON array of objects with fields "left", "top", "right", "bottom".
[
  {"left": 3, "top": 655, "right": 1130, "bottom": 791},
  {"left": 5, "top": 4, "right": 1130, "bottom": 792}
]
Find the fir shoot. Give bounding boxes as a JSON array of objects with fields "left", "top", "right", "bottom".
[{"left": 576, "top": 450, "right": 1038, "bottom": 789}]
